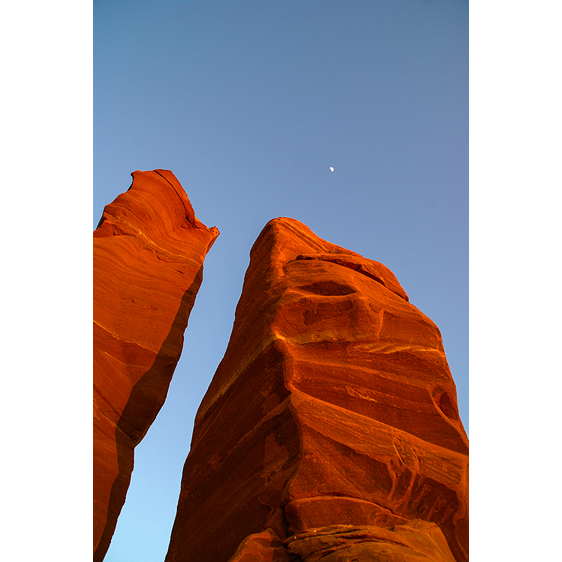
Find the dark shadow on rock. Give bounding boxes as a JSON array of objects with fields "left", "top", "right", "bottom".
[{"left": 94, "top": 266, "right": 204, "bottom": 562}]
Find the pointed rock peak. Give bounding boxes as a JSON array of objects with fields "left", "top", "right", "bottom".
[
  {"left": 165, "top": 216, "right": 467, "bottom": 562},
  {"left": 253, "top": 217, "right": 408, "bottom": 301},
  {"left": 93, "top": 170, "right": 217, "bottom": 562},
  {"left": 95, "top": 169, "right": 219, "bottom": 255}
]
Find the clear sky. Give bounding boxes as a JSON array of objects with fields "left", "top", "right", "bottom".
[{"left": 94, "top": 1, "right": 468, "bottom": 560}]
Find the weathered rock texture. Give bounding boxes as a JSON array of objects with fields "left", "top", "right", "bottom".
[
  {"left": 93, "top": 170, "right": 218, "bottom": 561},
  {"left": 165, "top": 217, "right": 468, "bottom": 562}
]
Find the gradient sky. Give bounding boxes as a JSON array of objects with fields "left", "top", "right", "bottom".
[{"left": 94, "top": 1, "right": 468, "bottom": 560}]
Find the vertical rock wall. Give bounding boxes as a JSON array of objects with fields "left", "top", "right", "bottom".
[
  {"left": 164, "top": 217, "right": 468, "bottom": 562},
  {"left": 93, "top": 170, "right": 218, "bottom": 561}
]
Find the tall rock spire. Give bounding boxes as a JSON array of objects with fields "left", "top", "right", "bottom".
[
  {"left": 165, "top": 217, "right": 468, "bottom": 562},
  {"left": 93, "top": 170, "right": 218, "bottom": 561}
]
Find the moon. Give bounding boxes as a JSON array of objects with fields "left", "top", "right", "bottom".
[{"left": 329, "top": 167, "right": 334, "bottom": 172}]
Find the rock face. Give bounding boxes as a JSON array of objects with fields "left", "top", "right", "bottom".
[
  {"left": 93, "top": 170, "right": 218, "bottom": 561},
  {"left": 165, "top": 217, "right": 468, "bottom": 562}
]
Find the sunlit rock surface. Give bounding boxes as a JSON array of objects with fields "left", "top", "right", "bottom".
[
  {"left": 165, "top": 218, "right": 468, "bottom": 562},
  {"left": 93, "top": 170, "right": 218, "bottom": 561}
]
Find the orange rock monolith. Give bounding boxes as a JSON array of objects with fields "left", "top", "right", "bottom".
[
  {"left": 93, "top": 170, "right": 218, "bottom": 561},
  {"left": 165, "top": 217, "right": 468, "bottom": 562}
]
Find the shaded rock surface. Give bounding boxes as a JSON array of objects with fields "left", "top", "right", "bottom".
[
  {"left": 164, "top": 218, "right": 468, "bottom": 562},
  {"left": 93, "top": 170, "right": 218, "bottom": 561}
]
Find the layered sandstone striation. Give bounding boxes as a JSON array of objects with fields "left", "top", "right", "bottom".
[
  {"left": 93, "top": 170, "right": 218, "bottom": 561},
  {"left": 165, "top": 217, "right": 468, "bottom": 562}
]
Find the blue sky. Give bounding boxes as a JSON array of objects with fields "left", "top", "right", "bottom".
[{"left": 94, "top": 1, "right": 468, "bottom": 560}]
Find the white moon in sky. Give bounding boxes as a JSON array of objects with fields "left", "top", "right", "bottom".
[{"left": 329, "top": 167, "right": 334, "bottom": 172}]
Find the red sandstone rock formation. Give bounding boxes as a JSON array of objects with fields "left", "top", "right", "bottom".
[
  {"left": 93, "top": 170, "right": 218, "bottom": 562},
  {"left": 165, "top": 217, "right": 468, "bottom": 562}
]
